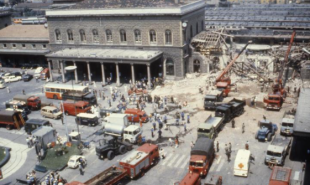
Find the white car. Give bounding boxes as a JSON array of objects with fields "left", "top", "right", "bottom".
[
  {"left": 67, "top": 155, "right": 87, "bottom": 168},
  {"left": 2, "top": 73, "right": 12, "bottom": 79},
  {"left": 4, "top": 76, "right": 22, "bottom": 83},
  {"left": 0, "top": 81, "right": 5, "bottom": 89}
]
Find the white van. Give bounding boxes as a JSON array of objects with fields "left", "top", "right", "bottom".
[
  {"left": 234, "top": 149, "right": 251, "bottom": 177},
  {"left": 34, "top": 67, "right": 43, "bottom": 79},
  {"left": 123, "top": 125, "right": 142, "bottom": 144}
]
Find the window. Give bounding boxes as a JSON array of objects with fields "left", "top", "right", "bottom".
[
  {"left": 3, "top": 44, "right": 6, "bottom": 48},
  {"left": 106, "top": 29, "right": 112, "bottom": 42},
  {"left": 196, "top": 22, "right": 199, "bottom": 34},
  {"left": 43, "top": 44, "right": 46, "bottom": 49},
  {"left": 32, "top": 44, "right": 36, "bottom": 48},
  {"left": 120, "top": 29, "right": 127, "bottom": 42},
  {"left": 165, "top": 30, "right": 172, "bottom": 45},
  {"left": 55, "top": 29, "right": 61, "bottom": 41},
  {"left": 12, "top": 44, "right": 16, "bottom": 48},
  {"left": 149, "top": 29, "right": 156, "bottom": 43},
  {"left": 80, "top": 29, "right": 86, "bottom": 42},
  {"left": 166, "top": 58, "right": 174, "bottom": 75},
  {"left": 134, "top": 29, "right": 141, "bottom": 42},
  {"left": 67, "top": 29, "right": 74, "bottom": 41},
  {"left": 92, "top": 29, "right": 99, "bottom": 42},
  {"left": 22, "top": 44, "right": 26, "bottom": 48}
]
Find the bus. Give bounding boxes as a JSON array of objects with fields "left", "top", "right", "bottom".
[{"left": 44, "top": 83, "right": 90, "bottom": 100}]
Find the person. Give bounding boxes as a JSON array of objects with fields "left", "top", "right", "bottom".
[
  {"left": 108, "top": 99, "right": 112, "bottom": 107},
  {"left": 229, "top": 142, "right": 232, "bottom": 153},
  {"left": 184, "top": 123, "right": 187, "bottom": 132},
  {"left": 22, "top": 89, "right": 25, "bottom": 95},
  {"left": 160, "top": 148, "right": 166, "bottom": 159},
  {"left": 131, "top": 116, "right": 134, "bottom": 125},
  {"left": 7, "top": 87, "right": 10, "bottom": 93},
  {"left": 152, "top": 122, "right": 156, "bottom": 130},
  {"left": 151, "top": 128, "right": 154, "bottom": 138},
  {"left": 242, "top": 123, "right": 245, "bottom": 133},
  {"left": 79, "top": 162, "right": 84, "bottom": 175},
  {"left": 45, "top": 176, "right": 50, "bottom": 185},
  {"left": 245, "top": 141, "right": 249, "bottom": 150},
  {"left": 227, "top": 151, "right": 231, "bottom": 162},
  {"left": 216, "top": 141, "right": 219, "bottom": 152},
  {"left": 181, "top": 112, "right": 185, "bottom": 120},
  {"left": 140, "top": 119, "right": 142, "bottom": 127},
  {"left": 175, "top": 137, "right": 179, "bottom": 148},
  {"left": 61, "top": 116, "right": 64, "bottom": 125},
  {"left": 163, "top": 115, "right": 167, "bottom": 124},
  {"left": 158, "top": 129, "right": 162, "bottom": 139},
  {"left": 187, "top": 114, "right": 190, "bottom": 124},
  {"left": 232, "top": 119, "right": 235, "bottom": 128}
]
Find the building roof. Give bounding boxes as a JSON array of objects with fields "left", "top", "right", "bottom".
[
  {"left": 0, "top": 25, "right": 49, "bottom": 41},
  {"left": 294, "top": 88, "right": 310, "bottom": 136}
]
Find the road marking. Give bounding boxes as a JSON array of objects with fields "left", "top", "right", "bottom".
[
  {"left": 180, "top": 156, "right": 190, "bottom": 169},
  {"left": 293, "top": 171, "right": 300, "bottom": 180},
  {"left": 167, "top": 154, "right": 180, "bottom": 167},
  {"left": 216, "top": 156, "right": 222, "bottom": 164},
  {"left": 216, "top": 160, "right": 224, "bottom": 172},
  {"left": 174, "top": 155, "right": 187, "bottom": 168},
  {"left": 161, "top": 154, "right": 173, "bottom": 165}
]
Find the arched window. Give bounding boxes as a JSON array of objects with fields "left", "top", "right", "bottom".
[
  {"left": 166, "top": 58, "right": 174, "bottom": 75},
  {"left": 149, "top": 29, "right": 156, "bottom": 43},
  {"left": 55, "top": 29, "right": 61, "bottom": 41},
  {"left": 165, "top": 30, "right": 172, "bottom": 45},
  {"left": 67, "top": 29, "right": 73, "bottom": 41},
  {"left": 92, "top": 29, "right": 99, "bottom": 42},
  {"left": 80, "top": 29, "right": 86, "bottom": 42},
  {"left": 106, "top": 29, "right": 112, "bottom": 42},
  {"left": 120, "top": 29, "right": 127, "bottom": 42},
  {"left": 134, "top": 29, "right": 141, "bottom": 42}
]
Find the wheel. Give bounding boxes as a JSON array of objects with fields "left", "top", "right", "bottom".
[
  {"left": 267, "top": 133, "right": 272, "bottom": 141},
  {"left": 53, "top": 95, "right": 58, "bottom": 99},
  {"left": 107, "top": 150, "right": 115, "bottom": 160},
  {"left": 255, "top": 132, "right": 258, "bottom": 139},
  {"left": 119, "top": 145, "right": 126, "bottom": 154}
]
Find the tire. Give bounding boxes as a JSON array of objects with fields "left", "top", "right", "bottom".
[
  {"left": 119, "top": 145, "right": 126, "bottom": 154},
  {"left": 255, "top": 132, "right": 258, "bottom": 139},
  {"left": 107, "top": 150, "right": 115, "bottom": 160},
  {"left": 53, "top": 95, "right": 58, "bottom": 99},
  {"left": 267, "top": 133, "right": 272, "bottom": 141}
]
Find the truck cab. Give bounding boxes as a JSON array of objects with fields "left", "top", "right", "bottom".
[
  {"left": 125, "top": 108, "right": 148, "bottom": 123},
  {"left": 96, "top": 136, "right": 132, "bottom": 160},
  {"left": 269, "top": 166, "right": 291, "bottom": 185},
  {"left": 174, "top": 172, "right": 201, "bottom": 185},
  {"left": 197, "top": 124, "right": 216, "bottom": 139},
  {"left": 280, "top": 112, "right": 295, "bottom": 136},
  {"left": 255, "top": 120, "right": 278, "bottom": 141},
  {"left": 264, "top": 94, "right": 283, "bottom": 110},
  {"left": 265, "top": 137, "right": 291, "bottom": 166},
  {"left": 123, "top": 125, "right": 142, "bottom": 144},
  {"left": 204, "top": 90, "right": 224, "bottom": 110},
  {"left": 62, "top": 101, "right": 91, "bottom": 116}
]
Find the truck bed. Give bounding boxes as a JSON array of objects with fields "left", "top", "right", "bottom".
[
  {"left": 270, "top": 137, "right": 292, "bottom": 148},
  {"left": 229, "top": 98, "right": 245, "bottom": 108},
  {"left": 205, "top": 116, "right": 224, "bottom": 129},
  {"left": 84, "top": 166, "right": 127, "bottom": 185}
]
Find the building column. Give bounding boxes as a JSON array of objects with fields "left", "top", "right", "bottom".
[
  {"left": 163, "top": 59, "right": 167, "bottom": 79},
  {"left": 147, "top": 64, "right": 151, "bottom": 88},
  {"left": 116, "top": 63, "right": 120, "bottom": 86},
  {"left": 131, "top": 63, "right": 135, "bottom": 84},
  {"left": 73, "top": 61, "right": 78, "bottom": 83},
  {"left": 60, "top": 60, "right": 65, "bottom": 83},
  {"left": 87, "top": 61, "right": 91, "bottom": 83},
  {"left": 101, "top": 62, "right": 106, "bottom": 85},
  {"left": 48, "top": 60, "right": 53, "bottom": 81}
]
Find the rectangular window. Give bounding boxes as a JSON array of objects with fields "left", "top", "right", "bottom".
[
  {"left": 3, "top": 44, "right": 6, "bottom": 48},
  {"left": 43, "top": 44, "right": 46, "bottom": 49},
  {"left": 12, "top": 44, "right": 16, "bottom": 48},
  {"left": 32, "top": 44, "right": 36, "bottom": 48},
  {"left": 45, "top": 88, "right": 51, "bottom": 92},
  {"left": 22, "top": 44, "right": 26, "bottom": 48}
]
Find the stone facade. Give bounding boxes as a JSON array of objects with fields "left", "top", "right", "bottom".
[{"left": 0, "top": 42, "right": 49, "bottom": 50}]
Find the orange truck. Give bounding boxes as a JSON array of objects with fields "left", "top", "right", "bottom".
[
  {"left": 174, "top": 172, "right": 201, "bottom": 185},
  {"left": 269, "top": 166, "right": 291, "bottom": 185},
  {"left": 62, "top": 101, "right": 91, "bottom": 116},
  {"left": 66, "top": 143, "right": 159, "bottom": 185},
  {"left": 189, "top": 138, "right": 215, "bottom": 177},
  {"left": 124, "top": 108, "right": 148, "bottom": 123},
  {"left": 13, "top": 95, "right": 41, "bottom": 110}
]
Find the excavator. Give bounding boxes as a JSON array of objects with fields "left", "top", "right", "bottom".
[{"left": 264, "top": 31, "right": 296, "bottom": 110}]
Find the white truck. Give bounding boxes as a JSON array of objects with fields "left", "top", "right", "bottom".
[
  {"left": 103, "top": 113, "right": 129, "bottom": 126},
  {"left": 197, "top": 115, "right": 224, "bottom": 139},
  {"left": 234, "top": 149, "right": 251, "bottom": 177},
  {"left": 265, "top": 136, "right": 291, "bottom": 166},
  {"left": 280, "top": 111, "right": 295, "bottom": 136},
  {"left": 123, "top": 125, "right": 142, "bottom": 144},
  {"left": 34, "top": 67, "right": 43, "bottom": 79}
]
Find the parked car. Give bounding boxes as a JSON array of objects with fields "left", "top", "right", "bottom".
[
  {"left": 67, "top": 155, "right": 87, "bottom": 168},
  {"left": 4, "top": 76, "right": 22, "bottom": 83},
  {"left": 13, "top": 72, "right": 22, "bottom": 76},
  {"left": 22, "top": 74, "right": 33, "bottom": 82},
  {"left": 41, "top": 106, "right": 62, "bottom": 119},
  {"left": 0, "top": 80, "right": 5, "bottom": 89}
]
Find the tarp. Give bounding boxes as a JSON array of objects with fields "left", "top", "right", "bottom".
[{"left": 191, "top": 138, "right": 214, "bottom": 157}]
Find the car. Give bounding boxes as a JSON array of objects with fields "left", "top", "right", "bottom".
[
  {"left": 13, "top": 72, "right": 23, "bottom": 76},
  {"left": 2, "top": 73, "right": 12, "bottom": 79},
  {"left": 67, "top": 155, "right": 87, "bottom": 168},
  {"left": 4, "top": 75, "right": 22, "bottom": 83},
  {"left": 0, "top": 80, "right": 5, "bottom": 89},
  {"left": 22, "top": 74, "right": 33, "bottom": 82}
]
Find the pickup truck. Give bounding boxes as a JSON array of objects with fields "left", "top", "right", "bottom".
[
  {"left": 265, "top": 136, "right": 291, "bottom": 166},
  {"left": 255, "top": 120, "right": 278, "bottom": 142},
  {"left": 197, "top": 115, "right": 224, "bottom": 139},
  {"left": 280, "top": 111, "right": 295, "bottom": 136},
  {"left": 204, "top": 90, "right": 224, "bottom": 110},
  {"left": 215, "top": 98, "right": 245, "bottom": 123}
]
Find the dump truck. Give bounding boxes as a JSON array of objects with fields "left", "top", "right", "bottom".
[
  {"left": 265, "top": 136, "right": 291, "bottom": 166},
  {"left": 204, "top": 89, "right": 224, "bottom": 110},
  {"left": 280, "top": 111, "right": 295, "bottom": 136},
  {"left": 255, "top": 119, "right": 278, "bottom": 142},
  {"left": 189, "top": 137, "right": 215, "bottom": 176},
  {"left": 0, "top": 110, "right": 25, "bottom": 130},
  {"left": 13, "top": 95, "right": 41, "bottom": 110},
  {"left": 215, "top": 98, "right": 245, "bottom": 123},
  {"left": 197, "top": 115, "right": 224, "bottom": 139},
  {"left": 62, "top": 91, "right": 97, "bottom": 105},
  {"left": 71, "top": 144, "right": 159, "bottom": 185},
  {"left": 269, "top": 166, "right": 291, "bottom": 185}
]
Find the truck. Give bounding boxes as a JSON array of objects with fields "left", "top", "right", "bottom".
[
  {"left": 13, "top": 95, "right": 41, "bottom": 110},
  {"left": 269, "top": 166, "right": 291, "bottom": 185},
  {"left": 62, "top": 101, "right": 91, "bottom": 116},
  {"left": 265, "top": 136, "right": 291, "bottom": 166},
  {"left": 96, "top": 135, "right": 132, "bottom": 160},
  {"left": 197, "top": 115, "right": 224, "bottom": 139},
  {"left": 215, "top": 98, "right": 245, "bottom": 123},
  {"left": 34, "top": 67, "right": 43, "bottom": 79},
  {"left": 189, "top": 137, "right": 215, "bottom": 176},
  {"left": 24, "top": 119, "right": 51, "bottom": 134},
  {"left": 280, "top": 111, "right": 295, "bottom": 136},
  {"left": 204, "top": 89, "right": 224, "bottom": 110},
  {"left": 264, "top": 94, "right": 284, "bottom": 110},
  {"left": 0, "top": 110, "right": 25, "bottom": 130},
  {"left": 174, "top": 172, "right": 201, "bottom": 185},
  {"left": 5, "top": 100, "right": 31, "bottom": 114},
  {"left": 255, "top": 119, "right": 278, "bottom": 142},
  {"left": 204, "top": 174, "right": 223, "bottom": 185},
  {"left": 123, "top": 125, "right": 143, "bottom": 144},
  {"left": 70, "top": 144, "right": 159, "bottom": 185},
  {"left": 62, "top": 91, "right": 97, "bottom": 106},
  {"left": 234, "top": 149, "right": 251, "bottom": 177},
  {"left": 103, "top": 113, "right": 129, "bottom": 126}
]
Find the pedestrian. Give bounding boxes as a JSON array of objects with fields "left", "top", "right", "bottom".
[
  {"left": 151, "top": 128, "right": 154, "bottom": 138},
  {"left": 225, "top": 144, "right": 229, "bottom": 154},
  {"left": 61, "top": 116, "right": 64, "bottom": 125},
  {"left": 216, "top": 141, "right": 219, "bottom": 152},
  {"left": 187, "top": 114, "right": 190, "bottom": 124},
  {"left": 108, "top": 99, "right": 112, "bottom": 107},
  {"left": 26, "top": 137, "right": 30, "bottom": 148},
  {"left": 164, "top": 115, "right": 167, "bottom": 124},
  {"left": 287, "top": 86, "right": 290, "bottom": 94},
  {"left": 152, "top": 122, "right": 156, "bottom": 130},
  {"left": 140, "top": 119, "right": 142, "bottom": 127},
  {"left": 7, "top": 87, "right": 10, "bottom": 93},
  {"left": 184, "top": 123, "right": 187, "bottom": 132},
  {"left": 176, "top": 118, "right": 179, "bottom": 126},
  {"left": 175, "top": 137, "right": 179, "bottom": 148},
  {"left": 45, "top": 176, "right": 50, "bottom": 185},
  {"left": 78, "top": 162, "right": 84, "bottom": 175},
  {"left": 297, "top": 87, "right": 301, "bottom": 97},
  {"left": 242, "top": 123, "right": 245, "bottom": 133},
  {"left": 226, "top": 151, "right": 231, "bottom": 162},
  {"left": 181, "top": 111, "right": 185, "bottom": 120},
  {"left": 229, "top": 142, "right": 232, "bottom": 153},
  {"left": 158, "top": 129, "right": 162, "bottom": 139},
  {"left": 245, "top": 141, "right": 249, "bottom": 150},
  {"left": 232, "top": 119, "right": 235, "bottom": 128}
]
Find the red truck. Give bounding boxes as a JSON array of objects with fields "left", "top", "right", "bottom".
[
  {"left": 62, "top": 101, "right": 91, "bottom": 116},
  {"left": 269, "top": 166, "right": 291, "bottom": 185},
  {"left": 125, "top": 108, "right": 148, "bottom": 123},
  {"left": 174, "top": 172, "right": 201, "bottom": 185},
  {"left": 13, "top": 95, "right": 41, "bottom": 110},
  {"left": 67, "top": 144, "right": 159, "bottom": 185}
]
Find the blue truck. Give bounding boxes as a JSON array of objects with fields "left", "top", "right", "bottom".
[{"left": 255, "top": 120, "right": 278, "bottom": 142}]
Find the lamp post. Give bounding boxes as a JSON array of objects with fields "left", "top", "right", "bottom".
[
  {"left": 64, "top": 66, "right": 80, "bottom": 142},
  {"left": 60, "top": 101, "right": 69, "bottom": 142}
]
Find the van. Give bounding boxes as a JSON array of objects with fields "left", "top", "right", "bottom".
[
  {"left": 123, "top": 125, "right": 142, "bottom": 144},
  {"left": 41, "top": 106, "right": 62, "bottom": 119},
  {"left": 24, "top": 119, "right": 51, "bottom": 134},
  {"left": 234, "top": 149, "right": 251, "bottom": 177},
  {"left": 63, "top": 101, "right": 91, "bottom": 116},
  {"left": 40, "top": 68, "right": 49, "bottom": 80},
  {"left": 124, "top": 108, "right": 148, "bottom": 123},
  {"left": 75, "top": 113, "right": 99, "bottom": 126},
  {"left": 34, "top": 67, "right": 43, "bottom": 79}
]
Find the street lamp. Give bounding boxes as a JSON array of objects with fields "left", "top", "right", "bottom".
[{"left": 64, "top": 66, "right": 80, "bottom": 143}]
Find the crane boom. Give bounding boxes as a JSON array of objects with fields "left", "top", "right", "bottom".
[{"left": 281, "top": 31, "right": 296, "bottom": 88}]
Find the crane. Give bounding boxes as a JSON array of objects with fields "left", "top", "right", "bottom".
[{"left": 215, "top": 40, "right": 252, "bottom": 96}]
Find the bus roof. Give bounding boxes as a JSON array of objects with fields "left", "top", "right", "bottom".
[{"left": 44, "top": 83, "right": 88, "bottom": 91}]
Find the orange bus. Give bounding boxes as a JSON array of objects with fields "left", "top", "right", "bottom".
[{"left": 44, "top": 83, "right": 90, "bottom": 100}]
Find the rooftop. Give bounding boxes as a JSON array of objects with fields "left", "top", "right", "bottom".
[
  {"left": 294, "top": 88, "right": 310, "bottom": 136},
  {"left": 0, "top": 25, "right": 49, "bottom": 41}
]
